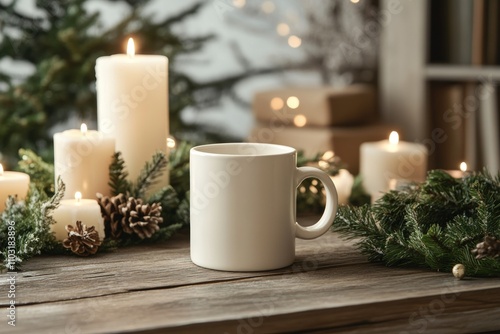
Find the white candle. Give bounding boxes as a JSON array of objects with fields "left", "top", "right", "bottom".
[
  {"left": 51, "top": 192, "right": 105, "bottom": 241},
  {"left": 0, "top": 164, "right": 30, "bottom": 212},
  {"left": 360, "top": 131, "right": 428, "bottom": 202},
  {"left": 96, "top": 38, "right": 169, "bottom": 194},
  {"left": 54, "top": 124, "right": 115, "bottom": 200},
  {"left": 330, "top": 169, "right": 354, "bottom": 205},
  {"left": 446, "top": 162, "right": 468, "bottom": 178}
]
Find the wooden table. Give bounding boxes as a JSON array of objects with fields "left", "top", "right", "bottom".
[{"left": 2, "top": 230, "right": 500, "bottom": 333}]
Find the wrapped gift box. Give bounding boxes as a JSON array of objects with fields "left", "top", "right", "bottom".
[
  {"left": 249, "top": 123, "right": 398, "bottom": 174},
  {"left": 252, "top": 85, "right": 377, "bottom": 127}
]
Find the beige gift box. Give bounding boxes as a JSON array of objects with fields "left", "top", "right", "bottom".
[
  {"left": 249, "top": 123, "right": 398, "bottom": 174},
  {"left": 252, "top": 85, "right": 377, "bottom": 127}
]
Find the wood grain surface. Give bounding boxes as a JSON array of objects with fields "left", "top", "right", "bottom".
[{"left": 1, "top": 230, "right": 499, "bottom": 334}]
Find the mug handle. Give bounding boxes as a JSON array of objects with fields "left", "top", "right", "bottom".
[{"left": 294, "top": 167, "right": 339, "bottom": 240}]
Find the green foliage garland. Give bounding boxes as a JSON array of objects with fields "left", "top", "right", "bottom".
[
  {"left": 3, "top": 145, "right": 499, "bottom": 278},
  {"left": 334, "top": 170, "right": 500, "bottom": 277},
  {"left": 0, "top": 178, "right": 65, "bottom": 271},
  {"left": 0, "top": 143, "right": 193, "bottom": 270}
]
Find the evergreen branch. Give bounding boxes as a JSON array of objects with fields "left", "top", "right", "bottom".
[
  {"left": 108, "top": 152, "right": 131, "bottom": 196},
  {"left": 168, "top": 141, "right": 192, "bottom": 198},
  {"left": 176, "top": 194, "right": 190, "bottom": 226},
  {"left": 17, "top": 149, "right": 55, "bottom": 196},
  {"left": 157, "top": 2, "right": 205, "bottom": 26},
  {"left": 348, "top": 175, "right": 371, "bottom": 206},
  {"left": 42, "top": 176, "right": 65, "bottom": 218},
  {"left": 148, "top": 186, "right": 179, "bottom": 211},
  {"left": 131, "top": 151, "right": 168, "bottom": 199},
  {"left": 334, "top": 169, "right": 500, "bottom": 277},
  {"left": 0, "top": 178, "right": 65, "bottom": 270}
]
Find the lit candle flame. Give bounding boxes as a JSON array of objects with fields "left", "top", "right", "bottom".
[
  {"left": 0, "top": 163, "right": 3, "bottom": 176},
  {"left": 460, "top": 162, "right": 467, "bottom": 172},
  {"left": 389, "top": 131, "right": 399, "bottom": 145},
  {"left": 127, "top": 38, "right": 135, "bottom": 57},
  {"left": 80, "top": 123, "right": 88, "bottom": 135},
  {"left": 75, "top": 191, "right": 82, "bottom": 202}
]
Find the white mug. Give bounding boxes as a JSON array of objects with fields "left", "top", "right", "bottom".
[{"left": 190, "top": 143, "right": 338, "bottom": 271}]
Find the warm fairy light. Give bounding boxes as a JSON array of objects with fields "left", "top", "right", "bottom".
[
  {"left": 460, "top": 162, "right": 467, "bottom": 172},
  {"left": 286, "top": 96, "right": 300, "bottom": 109},
  {"left": 261, "top": 1, "right": 275, "bottom": 13},
  {"left": 277, "top": 23, "right": 290, "bottom": 36},
  {"left": 293, "top": 114, "right": 307, "bottom": 127},
  {"left": 270, "top": 97, "right": 284, "bottom": 110},
  {"left": 351, "top": 0, "right": 360, "bottom": 3},
  {"left": 389, "top": 131, "right": 399, "bottom": 145},
  {"left": 322, "top": 151, "right": 335, "bottom": 160},
  {"left": 167, "top": 136, "right": 176, "bottom": 149},
  {"left": 127, "top": 38, "right": 135, "bottom": 57},
  {"left": 80, "top": 123, "right": 88, "bottom": 135},
  {"left": 0, "top": 163, "right": 3, "bottom": 176},
  {"left": 75, "top": 191, "right": 82, "bottom": 203},
  {"left": 233, "top": 0, "right": 246, "bottom": 8},
  {"left": 288, "top": 35, "right": 302, "bottom": 48}
]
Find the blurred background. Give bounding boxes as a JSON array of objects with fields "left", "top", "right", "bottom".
[{"left": 0, "top": 0, "right": 498, "bottom": 175}]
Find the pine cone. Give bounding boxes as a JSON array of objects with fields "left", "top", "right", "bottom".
[
  {"left": 62, "top": 221, "right": 102, "bottom": 256},
  {"left": 97, "top": 193, "right": 127, "bottom": 239},
  {"left": 121, "top": 197, "right": 163, "bottom": 239},
  {"left": 472, "top": 236, "right": 500, "bottom": 259}
]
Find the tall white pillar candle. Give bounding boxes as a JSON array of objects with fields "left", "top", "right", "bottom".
[
  {"left": 54, "top": 124, "right": 115, "bottom": 200},
  {"left": 51, "top": 192, "right": 105, "bottom": 241},
  {"left": 0, "top": 164, "right": 30, "bottom": 212},
  {"left": 360, "top": 131, "right": 428, "bottom": 202},
  {"left": 95, "top": 38, "right": 169, "bottom": 193}
]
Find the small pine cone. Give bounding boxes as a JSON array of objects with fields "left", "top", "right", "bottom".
[
  {"left": 121, "top": 197, "right": 163, "bottom": 239},
  {"left": 97, "top": 193, "right": 127, "bottom": 239},
  {"left": 472, "top": 236, "right": 500, "bottom": 259},
  {"left": 63, "top": 221, "right": 102, "bottom": 256}
]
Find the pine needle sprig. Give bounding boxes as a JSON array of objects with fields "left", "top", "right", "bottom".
[
  {"left": 168, "top": 141, "right": 192, "bottom": 198},
  {"left": 0, "top": 177, "right": 65, "bottom": 270},
  {"left": 108, "top": 152, "right": 131, "bottom": 196},
  {"left": 334, "top": 169, "right": 500, "bottom": 277},
  {"left": 131, "top": 151, "right": 168, "bottom": 199},
  {"left": 17, "top": 149, "right": 55, "bottom": 196},
  {"left": 148, "top": 185, "right": 180, "bottom": 223}
]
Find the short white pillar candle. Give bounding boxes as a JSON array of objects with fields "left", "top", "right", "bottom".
[
  {"left": 360, "top": 131, "right": 428, "bottom": 202},
  {"left": 51, "top": 192, "right": 105, "bottom": 241},
  {"left": 54, "top": 124, "right": 115, "bottom": 200},
  {"left": 0, "top": 164, "right": 30, "bottom": 212}
]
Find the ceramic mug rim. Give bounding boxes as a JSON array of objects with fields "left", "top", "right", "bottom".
[{"left": 191, "top": 142, "right": 296, "bottom": 157}]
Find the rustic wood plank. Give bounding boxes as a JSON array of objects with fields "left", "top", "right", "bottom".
[
  {"left": 2, "top": 231, "right": 500, "bottom": 333},
  {"left": 0, "top": 232, "right": 366, "bottom": 305},
  {"left": 12, "top": 264, "right": 500, "bottom": 333}
]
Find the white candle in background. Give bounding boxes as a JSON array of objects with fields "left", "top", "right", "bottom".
[
  {"left": 96, "top": 38, "right": 169, "bottom": 194},
  {"left": 51, "top": 191, "right": 105, "bottom": 241},
  {"left": 446, "top": 162, "right": 468, "bottom": 178},
  {"left": 54, "top": 124, "right": 115, "bottom": 200},
  {"left": 360, "top": 131, "right": 428, "bottom": 203},
  {"left": 330, "top": 169, "right": 354, "bottom": 205},
  {"left": 0, "top": 164, "right": 30, "bottom": 212}
]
